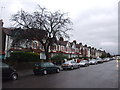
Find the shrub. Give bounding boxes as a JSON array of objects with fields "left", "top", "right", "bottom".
[
  {"left": 8, "top": 51, "right": 40, "bottom": 62},
  {"left": 100, "top": 54, "right": 107, "bottom": 59},
  {"left": 78, "top": 57, "right": 88, "bottom": 59},
  {"left": 50, "top": 54, "right": 68, "bottom": 65}
]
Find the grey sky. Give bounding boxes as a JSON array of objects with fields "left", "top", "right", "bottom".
[{"left": 0, "top": 0, "right": 119, "bottom": 55}]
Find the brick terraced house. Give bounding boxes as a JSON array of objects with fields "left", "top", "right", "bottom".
[{"left": 1, "top": 21, "right": 107, "bottom": 60}]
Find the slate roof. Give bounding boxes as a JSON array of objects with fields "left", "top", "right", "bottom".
[
  {"left": 76, "top": 44, "right": 80, "bottom": 48},
  {"left": 56, "top": 40, "right": 68, "bottom": 46},
  {"left": 2, "top": 28, "right": 14, "bottom": 36}
]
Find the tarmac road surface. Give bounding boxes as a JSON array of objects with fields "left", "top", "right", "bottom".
[{"left": 2, "top": 60, "right": 118, "bottom": 88}]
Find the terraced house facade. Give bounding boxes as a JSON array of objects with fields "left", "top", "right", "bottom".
[{"left": 1, "top": 20, "right": 107, "bottom": 60}]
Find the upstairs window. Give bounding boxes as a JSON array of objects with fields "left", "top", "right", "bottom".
[{"left": 33, "top": 42, "right": 37, "bottom": 49}]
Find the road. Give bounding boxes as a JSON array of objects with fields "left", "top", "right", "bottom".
[{"left": 2, "top": 60, "right": 118, "bottom": 88}]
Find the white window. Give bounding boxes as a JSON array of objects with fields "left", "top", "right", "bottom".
[
  {"left": 27, "top": 42, "right": 31, "bottom": 48},
  {"left": 55, "top": 45, "right": 57, "bottom": 51},
  {"left": 39, "top": 43, "right": 43, "bottom": 49},
  {"left": 33, "top": 41, "right": 37, "bottom": 49}
]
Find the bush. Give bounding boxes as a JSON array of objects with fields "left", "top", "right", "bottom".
[
  {"left": 8, "top": 51, "right": 40, "bottom": 62},
  {"left": 78, "top": 57, "right": 88, "bottom": 59},
  {"left": 100, "top": 54, "right": 107, "bottom": 59},
  {"left": 50, "top": 54, "right": 68, "bottom": 65}
]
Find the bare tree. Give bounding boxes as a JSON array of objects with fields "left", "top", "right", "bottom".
[{"left": 11, "top": 5, "right": 72, "bottom": 60}]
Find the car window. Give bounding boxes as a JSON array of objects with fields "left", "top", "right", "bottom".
[
  {"left": 34, "top": 63, "right": 40, "bottom": 66},
  {"left": 41, "top": 63, "right": 45, "bottom": 67},
  {"left": 71, "top": 61, "right": 75, "bottom": 63},
  {"left": 48, "top": 63, "right": 55, "bottom": 66},
  {"left": 64, "top": 61, "right": 70, "bottom": 64},
  {"left": 80, "top": 61, "right": 84, "bottom": 63},
  {"left": 45, "top": 63, "right": 50, "bottom": 67},
  {"left": 41, "top": 63, "right": 49, "bottom": 67},
  {"left": 80, "top": 60, "right": 86, "bottom": 63}
]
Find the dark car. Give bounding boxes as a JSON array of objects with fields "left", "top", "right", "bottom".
[
  {"left": 1, "top": 62, "right": 18, "bottom": 80},
  {"left": 33, "top": 62, "right": 60, "bottom": 75}
]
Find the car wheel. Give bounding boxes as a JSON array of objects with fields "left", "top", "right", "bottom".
[
  {"left": 43, "top": 70, "right": 47, "bottom": 75},
  {"left": 56, "top": 68, "right": 60, "bottom": 73},
  {"left": 11, "top": 73, "right": 18, "bottom": 80},
  {"left": 71, "top": 66, "right": 74, "bottom": 70}
]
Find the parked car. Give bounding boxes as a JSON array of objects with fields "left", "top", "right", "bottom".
[
  {"left": 61, "top": 60, "right": 80, "bottom": 70},
  {"left": 78, "top": 60, "right": 89, "bottom": 67},
  {"left": 103, "top": 58, "right": 110, "bottom": 62},
  {"left": 110, "top": 57, "right": 115, "bottom": 61},
  {"left": 1, "top": 62, "right": 18, "bottom": 80},
  {"left": 96, "top": 58, "right": 103, "bottom": 63},
  {"left": 102, "top": 58, "right": 107, "bottom": 62},
  {"left": 33, "top": 62, "right": 60, "bottom": 75},
  {"left": 89, "top": 59, "right": 97, "bottom": 65}
]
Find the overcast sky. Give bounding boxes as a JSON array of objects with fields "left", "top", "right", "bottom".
[{"left": 0, "top": 0, "right": 119, "bottom": 55}]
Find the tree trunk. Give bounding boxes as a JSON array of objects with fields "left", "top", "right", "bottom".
[
  {"left": 45, "top": 51, "right": 49, "bottom": 61},
  {"left": 43, "top": 44, "right": 50, "bottom": 61}
]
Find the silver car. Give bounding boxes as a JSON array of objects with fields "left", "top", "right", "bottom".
[
  {"left": 89, "top": 59, "right": 97, "bottom": 65},
  {"left": 96, "top": 58, "right": 103, "bottom": 63},
  {"left": 62, "top": 60, "right": 80, "bottom": 70},
  {"left": 78, "top": 60, "right": 89, "bottom": 67}
]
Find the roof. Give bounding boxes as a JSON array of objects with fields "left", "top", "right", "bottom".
[
  {"left": 76, "top": 44, "right": 80, "bottom": 48},
  {"left": 57, "top": 40, "right": 68, "bottom": 46},
  {"left": 70, "top": 42, "right": 73, "bottom": 47},
  {"left": 2, "top": 28, "right": 14, "bottom": 36},
  {"left": 2, "top": 28, "right": 47, "bottom": 40}
]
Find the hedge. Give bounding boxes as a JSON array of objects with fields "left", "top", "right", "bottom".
[
  {"left": 50, "top": 54, "right": 68, "bottom": 65},
  {"left": 8, "top": 51, "right": 40, "bottom": 62}
]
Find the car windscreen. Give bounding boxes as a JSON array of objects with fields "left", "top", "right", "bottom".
[
  {"left": 80, "top": 60, "right": 87, "bottom": 63},
  {"left": 48, "top": 63, "right": 54, "bottom": 66},
  {"left": 41, "top": 62, "right": 53, "bottom": 67},
  {"left": 91, "top": 59, "right": 96, "bottom": 61},
  {"left": 71, "top": 61, "right": 76, "bottom": 63},
  {"left": 96, "top": 58, "right": 101, "bottom": 60},
  {"left": 64, "top": 61, "right": 70, "bottom": 64},
  {"left": 34, "top": 63, "right": 41, "bottom": 66},
  {"left": 40, "top": 63, "right": 47, "bottom": 67}
]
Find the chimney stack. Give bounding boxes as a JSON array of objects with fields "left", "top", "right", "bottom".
[{"left": 59, "top": 37, "right": 64, "bottom": 41}]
